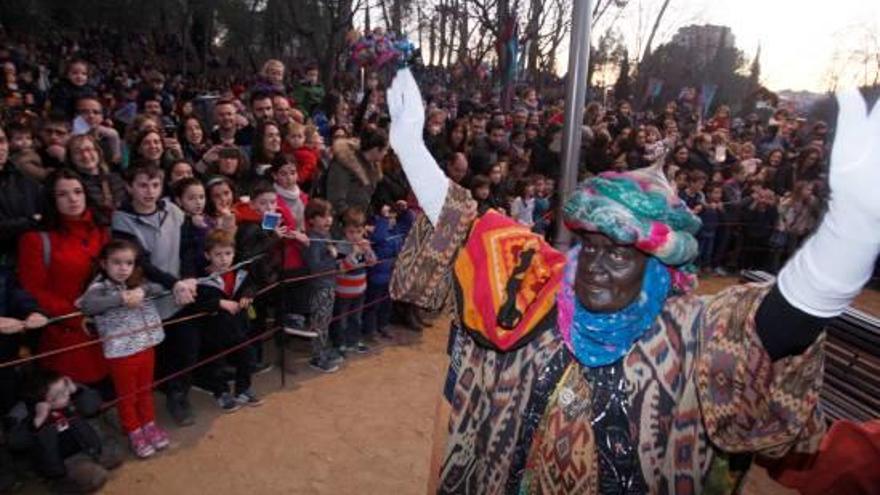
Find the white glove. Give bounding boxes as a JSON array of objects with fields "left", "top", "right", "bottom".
[
  {"left": 778, "top": 89, "right": 880, "bottom": 317},
  {"left": 387, "top": 68, "right": 449, "bottom": 225}
]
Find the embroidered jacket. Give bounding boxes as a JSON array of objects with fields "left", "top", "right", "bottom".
[{"left": 390, "top": 182, "right": 825, "bottom": 495}]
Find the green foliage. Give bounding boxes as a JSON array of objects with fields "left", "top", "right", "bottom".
[
  {"left": 613, "top": 49, "right": 631, "bottom": 102},
  {"left": 636, "top": 37, "right": 751, "bottom": 114}
]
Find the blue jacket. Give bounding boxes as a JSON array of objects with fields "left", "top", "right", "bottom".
[
  {"left": 0, "top": 266, "right": 41, "bottom": 362},
  {"left": 0, "top": 266, "right": 39, "bottom": 320},
  {"left": 304, "top": 230, "right": 339, "bottom": 290},
  {"left": 368, "top": 210, "right": 415, "bottom": 286}
]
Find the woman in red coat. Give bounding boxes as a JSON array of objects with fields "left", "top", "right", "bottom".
[{"left": 18, "top": 169, "right": 109, "bottom": 387}]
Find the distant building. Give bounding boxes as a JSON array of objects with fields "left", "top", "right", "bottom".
[{"left": 671, "top": 24, "right": 736, "bottom": 67}]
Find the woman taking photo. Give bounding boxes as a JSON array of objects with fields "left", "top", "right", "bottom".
[{"left": 18, "top": 169, "right": 110, "bottom": 393}]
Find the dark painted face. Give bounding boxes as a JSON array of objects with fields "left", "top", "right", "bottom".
[{"left": 574, "top": 232, "right": 648, "bottom": 313}]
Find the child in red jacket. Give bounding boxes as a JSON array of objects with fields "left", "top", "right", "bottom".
[{"left": 282, "top": 121, "right": 320, "bottom": 192}]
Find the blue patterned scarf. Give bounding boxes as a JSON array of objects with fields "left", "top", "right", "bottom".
[{"left": 557, "top": 245, "right": 671, "bottom": 367}]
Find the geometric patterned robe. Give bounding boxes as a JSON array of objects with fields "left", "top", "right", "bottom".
[{"left": 391, "top": 183, "right": 826, "bottom": 494}]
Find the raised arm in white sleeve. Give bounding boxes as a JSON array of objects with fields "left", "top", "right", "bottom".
[
  {"left": 387, "top": 68, "right": 449, "bottom": 225},
  {"left": 777, "top": 89, "right": 880, "bottom": 317}
]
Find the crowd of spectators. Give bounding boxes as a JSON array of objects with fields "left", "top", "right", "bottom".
[{"left": 0, "top": 28, "right": 834, "bottom": 492}]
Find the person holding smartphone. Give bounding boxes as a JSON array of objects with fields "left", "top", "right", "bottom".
[{"left": 231, "top": 181, "right": 302, "bottom": 371}]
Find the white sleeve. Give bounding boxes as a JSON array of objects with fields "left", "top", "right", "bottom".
[
  {"left": 777, "top": 89, "right": 880, "bottom": 317},
  {"left": 387, "top": 69, "right": 449, "bottom": 225}
]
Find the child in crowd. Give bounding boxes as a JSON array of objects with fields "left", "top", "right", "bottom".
[
  {"left": 233, "top": 180, "right": 293, "bottom": 370},
  {"left": 7, "top": 122, "right": 46, "bottom": 181},
  {"left": 672, "top": 168, "right": 689, "bottom": 194},
  {"left": 205, "top": 176, "right": 238, "bottom": 232},
  {"left": 112, "top": 165, "right": 193, "bottom": 317},
  {"left": 174, "top": 177, "right": 210, "bottom": 278},
  {"left": 470, "top": 174, "right": 493, "bottom": 215},
  {"left": 191, "top": 229, "right": 261, "bottom": 411},
  {"left": 510, "top": 178, "right": 536, "bottom": 227},
  {"left": 165, "top": 159, "right": 195, "bottom": 192},
  {"left": 679, "top": 170, "right": 707, "bottom": 213},
  {"left": 331, "top": 208, "right": 376, "bottom": 355},
  {"left": 269, "top": 159, "right": 315, "bottom": 338},
  {"left": 303, "top": 199, "right": 342, "bottom": 373},
  {"left": 22, "top": 371, "right": 122, "bottom": 493},
  {"left": 363, "top": 201, "right": 414, "bottom": 341},
  {"left": 696, "top": 185, "right": 724, "bottom": 272},
  {"left": 532, "top": 175, "right": 550, "bottom": 235},
  {"left": 283, "top": 122, "right": 320, "bottom": 190},
  {"left": 112, "top": 164, "right": 198, "bottom": 426},
  {"left": 77, "top": 240, "right": 170, "bottom": 458},
  {"left": 305, "top": 124, "right": 330, "bottom": 196},
  {"left": 487, "top": 163, "right": 507, "bottom": 212}
]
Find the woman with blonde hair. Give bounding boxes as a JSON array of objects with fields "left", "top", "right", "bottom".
[{"left": 66, "top": 134, "right": 127, "bottom": 223}]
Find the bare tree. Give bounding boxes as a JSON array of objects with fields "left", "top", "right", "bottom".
[
  {"left": 640, "top": 0, "right": 672, "bottom": 65},
  {"left": 282, "top": 0, "right": 365, "bottom": 85}
]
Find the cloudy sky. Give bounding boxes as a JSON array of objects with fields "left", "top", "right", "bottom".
[{"left": 591, "top": 0, "right": 880, "bottom": 92}]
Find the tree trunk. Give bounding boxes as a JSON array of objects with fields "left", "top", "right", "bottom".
[
  {"left": 446, "top": 1, "right": 457, "bottom": 67},
  {"left": 457, "top": 2, "right": 469, "bottom": 63},
  {"left": 525, "top": 0, "right": 541, "bottom": 82},
  {"left": 640, "top": 0, "right": 671, "bottom": 65},
  {"left": 416, "top": 5, "right": 423, "bottom": 51},
  {"left": 379, "top": 0, "right": 391, "bottom": 29},
  {"left": 437, "top": 0, "right": 447, "bottom": 67},
  {"left": 391, "top": 0, "right": 402, "bottom": 33},
  {"left": 365, "top": 0, "right": 371, "bottom": 31},
  {"left": 428, "top": 12, "right": 436, "bottom": 66},
  {"left": 498, "top": 0, "right": 515, "bottom": 110}
]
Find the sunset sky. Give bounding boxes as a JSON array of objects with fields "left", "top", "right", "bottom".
[{"left": 591, "top": 0, "right": 880, "bottom": 92}]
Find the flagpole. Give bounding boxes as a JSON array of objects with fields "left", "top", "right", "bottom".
[{"left": 553, "top": 0, "right": 593, "bottom": 249}]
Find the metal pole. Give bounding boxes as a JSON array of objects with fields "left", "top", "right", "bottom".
[{"left": 553, "top": 0, "right": 593, "bottom": 249}]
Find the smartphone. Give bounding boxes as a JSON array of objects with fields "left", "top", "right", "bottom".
[{"left": 261, "top": 212, "right": 281, "bottom": 231}]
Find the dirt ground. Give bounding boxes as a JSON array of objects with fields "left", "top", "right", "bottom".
[{"left": 81, "top": 277, "right": 877, "bottom": 494}]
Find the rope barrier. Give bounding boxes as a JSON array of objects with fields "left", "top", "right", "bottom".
[
  {"left": 0, "top": 258, "right": 395, "bottom": 369},
  {"left": 97, "top": 293, "right": 393, "bottom": 413},
  {"left": 36, "top": 232, "right": 406, "bottom": 327},
  {"left": 41, "top": 255, "right": 267, "bottom": 327}
]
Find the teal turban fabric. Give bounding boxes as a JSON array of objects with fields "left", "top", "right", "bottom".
[{"left": 562, "top": 165, "right": 702, "bottom": 292}]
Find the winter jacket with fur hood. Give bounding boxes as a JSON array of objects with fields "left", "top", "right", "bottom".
[{"left": 326, "top": 139, "right": 381, "bottom": 218}]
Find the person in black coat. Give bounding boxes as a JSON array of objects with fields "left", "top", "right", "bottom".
[
  {"left": 372, "top": 152, "right": 411, "bottom": 212},
  {"left": 686, "top": 133, "right": 717, "bottom": 175},
  {"left": 740, "top": 187, "right": 779, "bottom": 271},
  {"left": 189, "top": 230, "right": 259, "bottom": 410},
  {"left": 0, "top": 131, "right": 43, "bottom": 268},
  {"left": 48, "top": 60, "right": 96, "bottom": 120}
]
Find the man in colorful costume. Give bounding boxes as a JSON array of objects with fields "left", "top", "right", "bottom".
[{"left": 386, "top": 68, "right": 880, "bottom": 494}]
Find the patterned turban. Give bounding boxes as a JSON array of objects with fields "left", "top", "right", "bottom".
[{"left": 563, "top": 165, "right": 702, "bottom": 290}]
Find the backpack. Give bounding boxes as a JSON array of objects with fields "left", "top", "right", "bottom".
[{"left": 40, "top": 231, "right": 51, "bottom": 267}]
